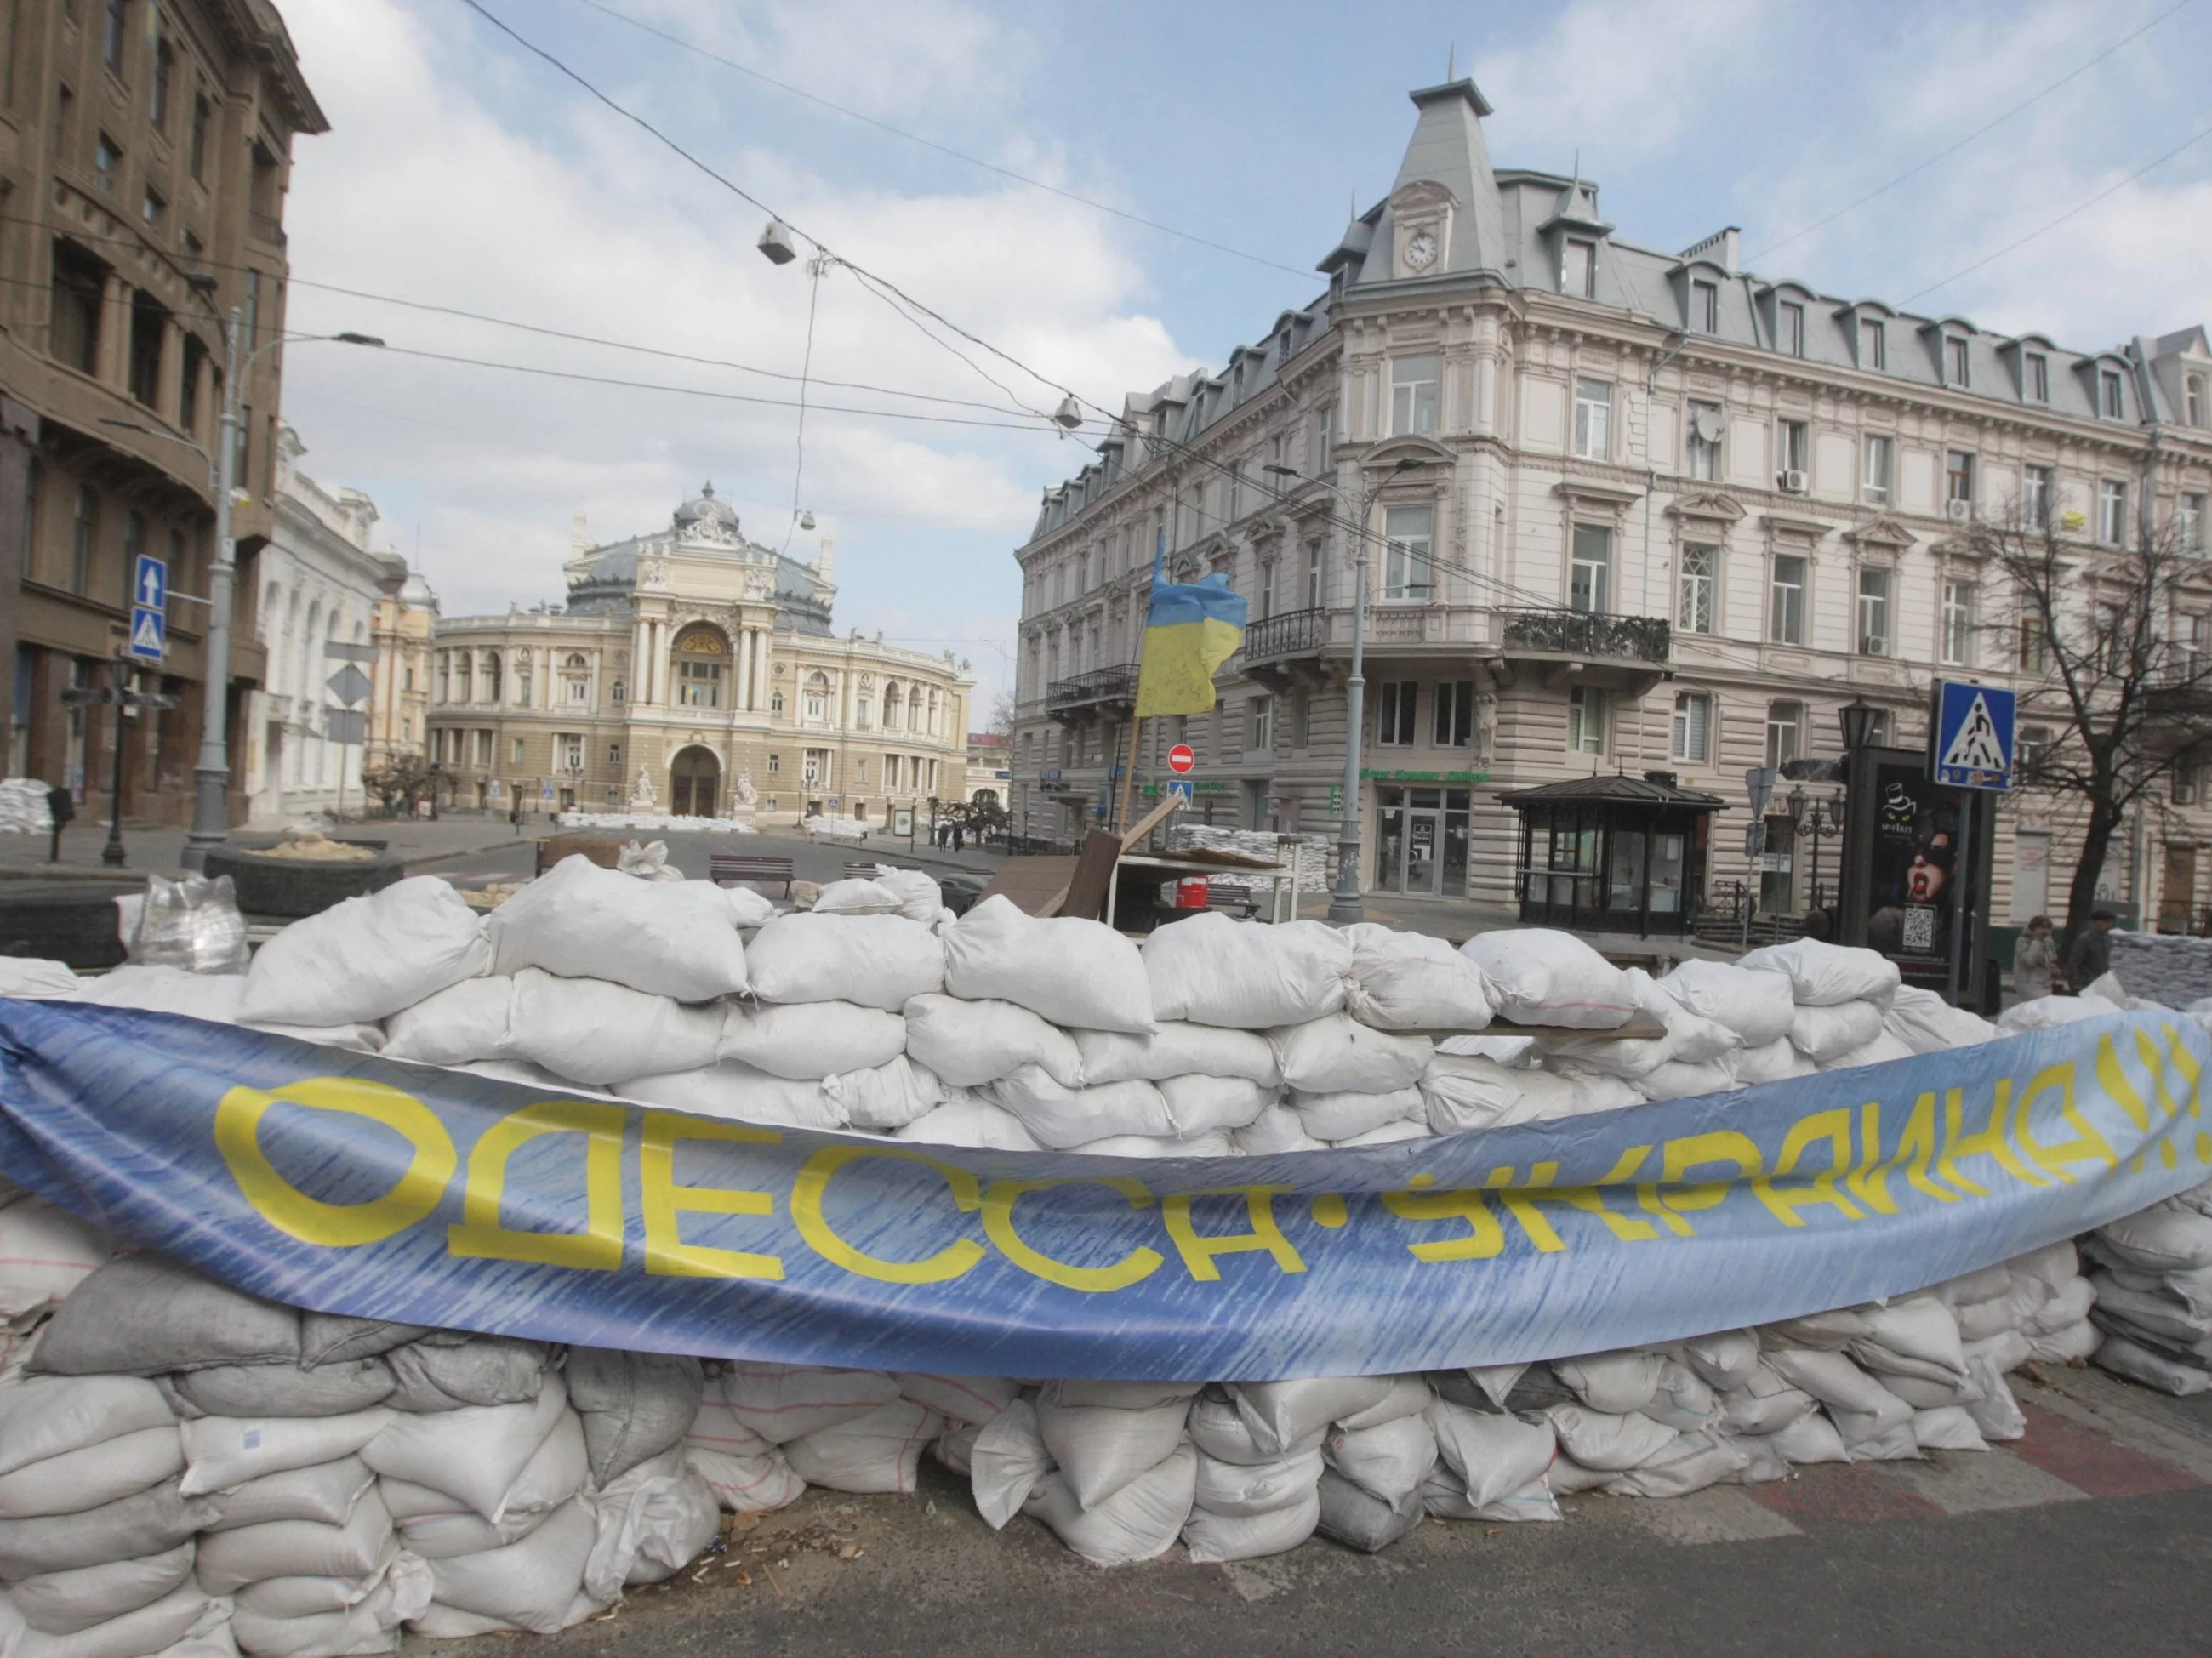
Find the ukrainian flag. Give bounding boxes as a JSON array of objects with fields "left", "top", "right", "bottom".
[{"left": 1134, "top": 539, "right": 1248, "bottom": 717}]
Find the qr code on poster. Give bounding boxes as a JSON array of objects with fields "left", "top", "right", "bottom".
[{"left": 1903, "top": 907, "right": 1936, "bottom": 952}]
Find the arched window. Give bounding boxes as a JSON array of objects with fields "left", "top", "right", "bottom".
[
  {"left": 881, "top": 680, "right": 901, "bottom": 730},
  {"left": 2192, "top": 374, "right": 2207, "bottom": 429},
  {"left": 482, "top": 652, "right": 502, "bottom": 704},
  {"left": 516, "top": 654, "right": 533, "bottom": 706},
  {"left": 610, "top": 680, "right": 625, "bottom": 704},
  {"left": 672, "top": 625, "right": 728, "bottom": 709},
  {"left": 565, "top": 652, "right": 588, "bottom": 669},
  {"left": 454, "top": 652, "right": 471, "bottom": 704},
  {"left": 908, "top": 686, "right": 925, "bottom": 732},
  {"left": 803, "top": 670, "right": 829, "bottom": 723},
  {"left": 436, "top": 651, "right": 449, "bottom": 704}
]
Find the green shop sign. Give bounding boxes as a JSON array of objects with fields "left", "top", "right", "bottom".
[
  {"left": 1359, "top": 768, "right": 1491, "bottom": 783},
  {"left": 1140, "top": 780, "right": 1233, "bottom": 797}
]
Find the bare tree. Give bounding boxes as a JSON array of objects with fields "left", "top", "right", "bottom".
[
  {"left": 987, "top": 689, "right": 1016, "bottom": 739},
  {"left": 1967, "top": 511, "right": 2212, "bottom": 943}
]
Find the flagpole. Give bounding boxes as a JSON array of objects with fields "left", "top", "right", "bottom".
[
  {"left": 1121, "top": 528, "right": 1167, "bottom": 835},
  {"left": 1116, "top": 713, "right": 1143, "bottom": 833}
]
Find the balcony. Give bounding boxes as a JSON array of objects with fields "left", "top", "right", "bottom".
[
  {"left": 1046, "top": 662, "right": 1138, "bottom": 721},
  {"left": 1499, "top": 609, "right": 1671, "bottom": 664},
  {"left": 248, "top": 211, "right": 287, "bottom": 248},
  {"left": 1242, "top": 606, "right": 1330, "bottom": 664}
]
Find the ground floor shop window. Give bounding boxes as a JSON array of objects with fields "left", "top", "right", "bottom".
[{"left": 1372, "top": 786, "right": 1470, "bottom": 897}]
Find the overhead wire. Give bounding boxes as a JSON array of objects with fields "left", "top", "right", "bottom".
[{"left": 780, "top": 256, "right": 824, "bottom": 552}]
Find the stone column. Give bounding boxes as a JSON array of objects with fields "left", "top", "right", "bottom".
[
  {"left": 98, "top": 276, "right": 129, "bottom": 388},
  {"left": 0, "top": 399, "right": 37, "bottom": 752}
]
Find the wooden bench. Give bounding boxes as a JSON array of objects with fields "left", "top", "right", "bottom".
[
  {"left": 842, "top": 859, "right": 887, "bottom": 880},
  {"left": 709, "top": 853, "right": 795, "bottom": 895}
]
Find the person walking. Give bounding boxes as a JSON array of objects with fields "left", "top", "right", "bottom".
[
  {"left": 2064, "top": 909, "right": 2117, "bottom": 993},
  {"left": 2014, "top": 915, "right": 2057, "bottom": 1001}
]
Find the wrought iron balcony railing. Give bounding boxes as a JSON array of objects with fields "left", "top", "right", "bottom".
[
  {"left": 1499, "top": 609, "right": 1671, "bottom": 664},
  {"left": 1241, "top": 606, "right": 1330, "bottom": 664},
  {"left": 1045, "top": 662, "right": 1140, "bottom": 715}
]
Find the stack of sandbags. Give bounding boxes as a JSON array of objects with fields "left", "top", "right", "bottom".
[
  {"left": 1015, "top": 1382, "right": 1196, "bottom": 1567},
  {"left": 242, "top": 878, "right": 489, "bottom": 1033},
  {"left": 565, "top": 1349, "right": 718, "bottom": 1604},
  {"left": 1551, "top": 969, "right": 1743, "bottom": 1102},
  {"left": 689, "top": 1363, "right": 938, "bottom": 1498},
  {"left": 1656, "top": 960, "right": 1804, "bottom": 1084},
  {"left": 1458, "top": 929, "right": 1637, "bottom": 1031},
  {"left": 1736, "top": 937, "right": 1911, "bottom": 1070},
  {"left": 0, "top": 1174, "right": 114, "bottom": 1382},
  {"left": 1187, "top": 1379, "right": 1404, "bottom": 1560},
  {"left": 1341, "top": 925, "right": 1497, "bottom": 1034},
  {"left": 2087, "top": 1183, "right": 2212, "bottom": 1393},
  {"left": 0, "top": 778, "right": 54, "bottom": 834},
  {"left": 1266, "top": 1014, "right": 1434, "bottom": 1148}
]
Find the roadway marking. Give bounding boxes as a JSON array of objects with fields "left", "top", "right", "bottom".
[
  {"left": 1869, "top": 1447, "right": 2089, "bottom": 1515},
  {"left": 2006, "top": 1401, "right": 2200, "bottom": 1499}
]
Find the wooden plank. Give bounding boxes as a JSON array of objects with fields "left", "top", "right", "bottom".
[
  {"left": 1061, "top": 829, "right": 1126, "bottom": 922},
  {"left": 974, "top": 854, "right": 1080, "bottom": 917},
  {"left": 1118, "top": 793, "right": 1183, "bottom": 850}
]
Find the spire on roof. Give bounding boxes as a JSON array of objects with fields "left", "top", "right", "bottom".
[{"left": 1352, "top": 77, "right": 1508, "bottom": 283}]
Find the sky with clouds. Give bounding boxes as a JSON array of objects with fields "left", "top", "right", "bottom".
[{"left": 271, "top": 0, "right": 2212, "bottom": 709}]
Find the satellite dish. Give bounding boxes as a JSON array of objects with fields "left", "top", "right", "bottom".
[{"left": 1692, "top": 407, "right": 1725, "bottom": 444}]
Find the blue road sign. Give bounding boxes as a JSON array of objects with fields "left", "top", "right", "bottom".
[
  {"left": 1166, "top": 778, "right": 1194, "bottom": 802},
  {"left": 1930, "top": 679, "right": 2016, "bottom": 790},
  {"left": 126, "top": 607, "right": 165, "bottom": 664},
  {"left": 133, "top": 554, "right": 166, "bottom": 612},
  {"left": 127, "top": 553, "right": 168, "bottom": 664}
]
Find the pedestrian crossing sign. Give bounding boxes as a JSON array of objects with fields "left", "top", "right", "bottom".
[
  {"left": 1930, "top": 680, "right": 2016, "bottom": 790},
  {"left": 127, "top": 606, "right": 166, "bottom": 664}
]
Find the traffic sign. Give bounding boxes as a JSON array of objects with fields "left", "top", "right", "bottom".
[
  {"left": 1167, "top": 744, "right": 1195, "bottom": 774},
  {"left": 1166, "top": 778, "right": 1194, "bottom": 803},
  {"left": 126, "top": 607, "right": 166, "bottom": 663},
  {"left": 133, "top": 554, "right": 166, "bottom": 612},
  {"left": 323, "top": 641, "right": 379, "bottom": 664},
  {"left": 326, "top": 664, "right": 373, "bottom": 707},
  {"left": 1744, "top": 766, "right": 1776, "bottom": 818},
  {"left": 323, "top": 709, "right": 368, "bottom": 746},
  {"left": 1930, "top": 680, "right": 2015, "bottom": 790}
]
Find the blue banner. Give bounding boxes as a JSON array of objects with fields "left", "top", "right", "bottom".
[{"left": 1, "top": 1000, "right": 2206, "bottom": 1379}]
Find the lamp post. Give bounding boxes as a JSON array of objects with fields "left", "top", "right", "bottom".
[
  {"left": 1836, "top": 698, "right": 1882, "bottom": 947},
  {"left": 1263, "top": 455, "right": 1421, "bottom": 925},
  {"left": 110, "top": 320, "right": 386, "bottom": 869}
]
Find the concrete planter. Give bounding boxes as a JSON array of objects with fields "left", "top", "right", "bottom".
[
  {"left": 202, "top": 839, "right": 403, "bottom": 919},
  {"left": 0, "top": 881, "right": 130, "bottom": 969}
]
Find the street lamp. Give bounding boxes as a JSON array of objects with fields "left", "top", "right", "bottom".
[
  {"left": 110, "top": 320, "right": 385, "bottom": 869},
  {"left": 1838, "top": 698, "right": 1881, "bottom": 755},
  {"left": 1263, "top": 454, "right": 1421, "bottom": 924}
]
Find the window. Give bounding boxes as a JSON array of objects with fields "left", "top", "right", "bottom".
[
  {"left": 609, "top": 744, "right": 621, "bottom": 768},
  {"left": 1382, "top": 504, "right": 1433, "bottom": 599},
  {"left": 879, "top": 755, "right": 894, "bottom": 790},
  {"left": 102, "top": 0, "right": 125, "bottom": 72},
  {"left": 1690, "top": 279, "right": 1719, "bottom": 334},
  {"left": 1862, "top": 434, "right": 1893, "bottom": 504},
  {"left": 1391, "top": 355, "right": 1439, "bottom": 436},
  {"left": 1291, "top": 689, "right": 1311, "bottom": 748},
  {"left": 1572, "top": 379, "right": 1611, "bottom": 459},
  {"left": 1434, "top": 681, "right": 1474, "bottom": 747},
  {"left": 2186, "top": 613, "right": 2211, "bottom": 680},
  {"left": 1859, "top": 317, "right": 1885, "bottom": 369},
  {"left": 1857, "top": 567, "right": 1891, "bottom": 656},
  {"left": 1946, "top": 450, "right": 1975, "bottom": 510},
  {"left": 1944, "top": 336, "right": 1970, "bottom": 387},
  {"left": 567, "top": 678, "right": 588, "bottom": 704},
  {"left": 2018, "top": 608, "right": 2049, "bottom": 673},
  {"left": 1670, "top": 692, "right": 1711, "bottom": 762},
  {"left": 179, "top": 333, "right": 203, "bottom": 431},
  {"left": 1311, "top": 405, "right": 1332, "bottom": 474},
  {"left": 767, "top": 752, "right": 779, "bottom": 773},
  {"left": 2100, "top": 479, "right": 2129, "bottom": 546},
  {"left": 1570, "top": 523, "right": 1611, "bottom": 614},
  {"left": 2101, "top": 369, "right": 2125, "bottom": 419},
  {"left": 1303, "top": 541, "right": 1323, "bottom": 607},
  {"left": 2190, "top": 375, "right": 2206, "bottom": 428},
  {"left": 802, "top": 749, "right": 830, "bottom": 788},
  {"left": 2173, "top": 760, "right": 2198, "bottom": 807},
  {"left": 1777, "top": 419, "right": 1808, "bottom": 482},
  {"left": 2182, "top": 493, "right": 2207, "bottom": 554},
  {"left": 2016, "top": 724, "right": 2050, "bottom": 774},
  {"left": 610, "top": 679, "right": 624, "bottom": 704},
  {"left": 510, "top": 737, "right": 524, "bottom": 766},
  {"left": 475, "top": 730, "right": 492, "bottom": 767},
  {"left": 1686, "top": 402, "right": 1722, "bottom": 481},
  {"left": 150, "top": 38, "right": 170, "bottom": 129},
  {"left": 49, "top": 240, "right": 105, "bottom": 374},
  {"left": 54, "top": 84, "right": 72, "bottom": 162},
  {"left": 126, "top": 292, "right": 164, "bottom": 407},
  {"left": 1769, "top": 554, "right": 1806, "bottom": 644},
  {"left": 1677, "top": 544, "right": 1715, "bottom": 634},
  {"left": 1941, "top": 579, "right": 1977, "bottom": 666},
  {"left": 1561, "top": 237, "right": 1596, "bottom": 298},
  {"left": 559, "top": 733, "right": 583, "bottom": 773},
  {"left": 1377, "top": 681, "right": 1417, "bottom": 746},
  {"left": 802, "top": 670, "right": 829, "bottom": 721},
  {"left": 1778, "top": 301, "right": 1804, "bottom": 357},
  {"left": 189, "top": 93, "right": 209, "bottom": 180},
  {"left": 1764, "top": 700, "right": 1804, "bottom": 767},
  {"left": 1256, "top": 557, "right": 1276, "bottom": 621},
  {"left": 94, "top": 131, "right": 118, "bottom": 190},
  {"left": 2023, "top": 464, "right": 2053, "bottom": 529},
  {"left": 1567, "top": 686, "right": 1606, "bottom": 754},
  {"left": 2026, "top": 353, "right": 2050, "bottom": 403},
  {"left": 71, "top": 485, "right": 96, "bottom": 594},
  {"left": 1248, "top": 695, "right": 1273, "bottom": 754}
]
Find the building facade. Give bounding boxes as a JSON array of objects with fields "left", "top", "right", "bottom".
[
  {"left": 0, "top": 0, "right": 322, "bottom": 824},
  {"left": 242, "top": 426, "right": 388, "bottom": 823},
  {"left": 366, "top": 551, "right": 436, "bottom": 774},
  {"left": 426, "top": 487, "right": 972, "bottom": 826},
  {"left": 1011, "top": 78, "right": 2212, "bottom": 926}
]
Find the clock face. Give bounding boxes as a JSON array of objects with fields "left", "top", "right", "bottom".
[{"left": 1405, "top": 231, "right": 1439, "bottom": 271}]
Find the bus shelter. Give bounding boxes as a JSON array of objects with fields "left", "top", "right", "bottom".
[{"left": 1501, "top": 771, "right": 1723, "bottom": 937}]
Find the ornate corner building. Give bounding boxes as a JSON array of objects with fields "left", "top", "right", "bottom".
[
  {"left": 1011, "top": 77, "right": 2212, "bottom": 925},
  {"left": 425, "top": 487, "right": 973, "bottom": 825}
]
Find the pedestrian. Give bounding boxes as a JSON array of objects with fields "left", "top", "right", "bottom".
[
  {"left": 2014, "top": 915, "right": 2057, "bottom": 1001},
  {"left": 952, "top": 823, "right": 964, "bottom": 853},
  {"left": 2064, "top": 909, "right": 2117, "bottom": 992}
]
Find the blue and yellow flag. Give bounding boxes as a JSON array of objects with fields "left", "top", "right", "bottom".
[{"left": 1135, "top": 535, "right": 1248, "bottom": 716}]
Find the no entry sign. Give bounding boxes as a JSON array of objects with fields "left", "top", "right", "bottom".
[{"left": 1167, "top": 744, "right": 1195, "bottom": 774}]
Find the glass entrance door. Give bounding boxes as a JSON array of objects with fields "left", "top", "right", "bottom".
[{"left": 1374, "top": 785, "right": 1455, "bottom": 897}]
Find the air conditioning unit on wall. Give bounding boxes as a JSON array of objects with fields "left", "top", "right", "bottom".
[
  {"left": 1777, "top": 470, "right": 1808, "bottom": 493},
  {"left": 1947, "top": 499, "right": 1973, "bottom": 523}
]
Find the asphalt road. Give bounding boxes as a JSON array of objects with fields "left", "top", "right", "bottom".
[{"left": 413, "top": 1366, "right": 2212, "bottom": 1658}]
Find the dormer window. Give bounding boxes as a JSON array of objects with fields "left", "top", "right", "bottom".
[
  {"left": 2101, "top": 369, "right": 2125, "bottom": 419},
  {"left": 1563, "top": 237, "right": 1595, "bottom": 299},
  {"left": 1944, "top": 336, "right": 1970, "bottom": 387},
  {"left": 2025, "top": 352, "right": 2050, "bottom": 403},
  {"left": 1778, "top": 301, "right": 1804, "bottom": 357},
  {"left": 2189, "top": 373, "right": 2206, "bottom": 427},
  {"left": 1859, "top": 318, "right": 1885, "bottom": 369},
  {"left": 1691, "top": 279, "right": 1719, "bottom": 334}
]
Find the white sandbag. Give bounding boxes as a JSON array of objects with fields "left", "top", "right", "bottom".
[
  {"left": 1634, "top": 1058, "right": 1739, "bottom": 1101},
  {"left": 174, "top": 1359, "right": 395, "bottom": 1420},
  {"left": 824, "top": 1054, "right": 944, "bottom": 1131},
  {"left": 359, "top": 1376, "right": 567, "bottom": 1523},
  {"left": 425, "top": 1498, "right": 600, "bottom": 1637},
  {"left": 1717, "top": 1369, "right": 1818, "bottom": 1436},
  {"left": 810, "top": 877, "right": 903, "bottom": 917},
  {"left": 1884, "top": 983, "right": 1999, "bottom": 1054},
  {"left": 1638, "top": 1358, "right": 1720, "bottom": 1430},
  {"left": 893, "top": 1093, "right": 1043, "bottom": 1151},
  {"left": 0, "top": 1479, "right": 214, "bottom": 1581},
  {"left": 1022, "top": 1444, "right": 1196, "bottom": 1568},
  {"left": 1033, "top": 1393, "right": 1191, "bottom": 1510},
  {"left": 902, "top": 995, "right": 1080, "bottom": 1088},
  {"left": 1913, "top": 1406, "right": 1988, "bottom": 1452},
  {"left": 894, "top": 1375, "right": 1020, "bottom": 1428},
  {"left": 1733, "top": 1038, "right": 1816, "bottom": 1085},
  {"left": 744, "top": 913, "right": 944, "bottom": 1011},
  {"left": 1458, "top": 929, "right": 1634, "bottom": 1029},
  {"left": 1333, "top": 1118, "right": 1433, "bottom": 1148},
  {"left": 29, "top": 1256, "right": 300, "bottom": 1379},
  {"left": 76, "top": 965, "right": 243, "bottom": 1023},
  {"left": 1315, "top": 1469, "right": 1422, "bottom": 1553},
  {"left": 1788, "top": 998, "right": 1886, "bottom": 1062},
  {"left": 1343, "top": 928, "right": 1496, "bottom": 1033},
  {"left": 1543, "top": 1403, "right": 1676, "bottom": 1473},
  {"left": 395, "top": 1416, "right": 586, "bottom": 1556},
  {"left": 1600, "top": 1427, "right": 1749, "bottom": 1497},
  {"left": 1679, "top": 1330, "right": 1761, "bottom": 1392},
  {"left": 231, "top": 1558, "right": 430, "bottom": 1658},
  {"left": 701, "top": 1364, "right": 900, "bottom": 1447},
  {"left": 0, "top": 1581, "right": 212, "bottom": 1658},
  {"left": 202, "top": 1460, "right": 375, "bottom": 1535},
  {"left": 1737, "top": 937, "right": 1900, "bottom": 1006},
  {"left": 1828, "top": 1031, "right": 1917, "bottom": 1069},
  {"left": 0, "top": 1200, "right": 113, "bottom": 1319},
  {"left": 1286, "top": 1085, "right": 1425, "bottom": 1142},
  {"left": 1554, "top": 968, "right": 1740, "bottom": 1080},
  {"left": 241, "top": 878, "right": 487, "bottom": 1026},
  {"left": 1417, "top": 1053, "right": 1533, "bottom": 1133},
  {"left": 987, "top": 1067, "right": 1176, "bottom": 1149},
  {"left": 1231, "top": 1104, "right": 1324, "bottom": 1156},
  {"left": 7, "top": 1543, "right": 196, "bottom": 1636},
  {"left": 681, "top": 1444, "right": 804, "bottom": 1515},
  {"left": 781, "top": 1399, "right": 938, "bottom": 1495},
  {"left": 941, "top": 897, "right": 1154, "bottom": 1034},
  {"left": 383, "top": 1335, "right": 547, "bottom": 1413},
  {"left": 1141, "top": 913, "right": 1349, "bottom": 1028},
  {"left": 580, "top": 1449, "right": 719, "bottom": 1600},
  {"left": 1552, "top": 1350, "right": 1665, "bottom": 1416},
  {"left": 1184, "top": 1394, "right": 1306, "bottom": 1468},
  {"left": 1848, "top": 1299, "right": 1970, "bottom": 1386},
  {"left": 1760, "top": 1347, "right": 1896, "bottom": 1415},
  {"left": 0, "top": 1427, "right": 182, "bottom": 1518},
  {"left": 1156, "top": 1074, "right": 1271, "bottom": 1135},
  {"left": 717, "top": 1000, "right": 906, "bottom": 1080},
  {"left": 194, "top": 1487, "right": 392, "bottom": 1593},
  {"left": 566, "top": 1348, "right": 704, "bottom": 1488},
  {"left": 486, "top": 856, "right": 746, "bottom": 1001},
  {"left": 869, "top": 866, "right": 945, "bottom": 925},
  {"left": 970, "top": 1399, "right": 1054, "bottom": 1531},
  {"left": 1269, "top": 1014, "right": 1431, "bottom": 1095},
  {"left": 0, "top": 959, "right": 78, "bottom": 999},
  {"left": 1069, "top": 1130, "right": 1234, "bottom": 1158},
  {"left": 1656, "top": 960, "right": 1796, "bottom": 1046},
  {"left": 715, "top": 883, "right": 776, "bottom": 928},
  {"left": 506, "top": 970, "right": 721, "bottom": 1087},
  {"left": 1335, "top": 1376, "right": 1432, "bottom": 1432},
  {"left": 1324, "top": 1414, "right": 1437, "bottom": 1502},
  {"left": 1766, "top": 1409, "right": 1850, "bottom": 1464},
  {"left": 1998, "top": 994, "right": 2122, "bottom": 1034},
  {"left": 1533, "top": 1063, "right": 1645, "bottom": 1116},
  {"left": 1423, "top": 1399, "right": 1557, "bottom": 1512},
  {"left": 2026, "top": 1319, "right": 2101, "bottom": 1365},
  {"left": 615, "top": 1063, "right": 844, "bottom": 1131},
  {"left": 1074, "top": 1023, "right": 1280, "bottom": 1087},
  {"left": 379, "top": 976, "right": 516, "bottom": 1067},
  {"left": 1230, "top": 1378, "right": 1392, "bottom": 1457},
  {"left": 1437, "top": 1032, "right": 1542, "bottom": 1064},
  {"left": 1182, "top": 1485, "right": 1320, "bottom": 1562},
  {"left": 1190, "top": 1447, "right": 1324, "bottom": 1520},
  {"left": 2099, "top": 1201, "right": 2212, "bottom": 1273},
  {"left": 2095, "top": 1333, "right": 2212, "bottom": 1395},
  {"left": 179, "top": 1410, "right": 392, "bottom": 1499},
  {"left": 242, "top": 1019, "right": 388, "bottom": 1055}
]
